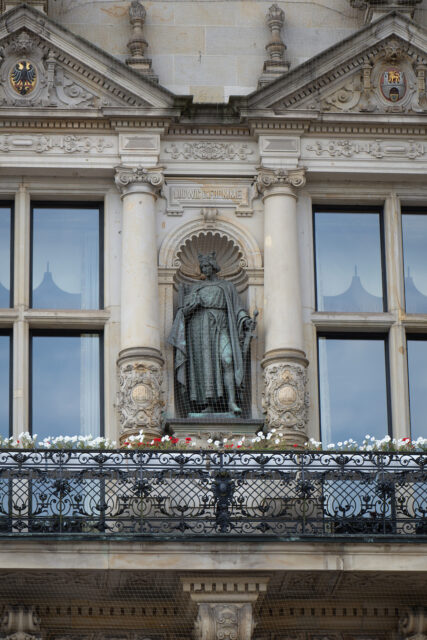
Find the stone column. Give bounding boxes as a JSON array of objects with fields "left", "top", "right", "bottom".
[
  {"left": 182, "top": 576, "right": 269, "bottom": 640},
  {"left": 257, "top": 166, "right": 309, "bottom": 446},
  {"left": 115, "top": 165, "right": 165, "bottom": 442},
  {"left": 1, "top": 605, "right": 41, "bottom": 640},
  {"left": 400, "top": 608, "right": 427, "bottom": 640}
]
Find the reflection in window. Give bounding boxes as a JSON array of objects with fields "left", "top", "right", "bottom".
[
  {"left": 31, "top": 333, "right": 101, "bottom": 439},
  {"left": 0, "top": 206, "right": 12, "bottom": 308},
  {"left": 314, "top": 211, "right": 384, "bottom": 312},
  {"left": 0, "top": 333, "right": 10, "bottom": 437},
  {"left": 402, "top": 213, "right": 427, "bottom": 313},
  {"left": 31, "top": 205, "right": 101, "bottom": 309},
  {"left": 318, "top": 336, "right": 390, "bottom": 445},
  {"left": 407, "top": 338, "right": 427, "bottom": 440}
]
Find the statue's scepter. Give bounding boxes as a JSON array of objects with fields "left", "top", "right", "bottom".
[{"left": 242, "top": 308, "right": 259, "bottom": 378}]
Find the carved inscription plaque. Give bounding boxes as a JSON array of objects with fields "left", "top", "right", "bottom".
[{"left": 165, "top": 180, "right": 254, "bottom": 216}]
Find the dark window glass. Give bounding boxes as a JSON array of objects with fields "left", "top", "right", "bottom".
[
  {"left": 31, "top": 333, "right": 102, "bottom": 439},
  {"left": 318, "top": 336, "right": 390, "bottom": 445},
  {"left": 31, "top": 205, "right": 101, "bottom": 309},
  {"left": 0, "top": 333, "right": 11, "bottom": 437},
  {"left": 0, "top": 206, "right": 12, "bottom": 308},
  {"left": 314, "top": 210, "right": 384, "bottom": 312},
  {"left": 407, "top": 337, "right": 427, "bottom": 440},
  {"left": 402, "top": 213, "right": 427, "bottom": 313}
]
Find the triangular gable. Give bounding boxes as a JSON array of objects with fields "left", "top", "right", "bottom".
[
  {"left": 246, "top": 12, "right": 427, "bottom": 114},
  {"left": 0, "top": 3, "right": 175, "bottom": 111}
]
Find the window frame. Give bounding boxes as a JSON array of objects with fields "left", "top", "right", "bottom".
[
  {"left": 0, "top": 200, "right": 15, "bottom": 309},
  {"left": 313, "top": 205, "right": 388, "bottom": 314},
  {"left": 29, "top": 201, "right": 105, "bottom": 310},
  {"left": 29, "top": 328, "right": 105, "bottom": 438},
  {"left": 401, "top": 206, "right": 427, "bottom": 315}
]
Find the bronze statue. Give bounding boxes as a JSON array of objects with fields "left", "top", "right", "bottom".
[{"left": 168, "top": 252, "right": 257, "bottom": 416}]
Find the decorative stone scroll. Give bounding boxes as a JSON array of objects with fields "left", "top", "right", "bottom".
[
  {"left": 117, "top": 358, "right": 164, "bottom": 440},
  {"left": 115, "top": 165, "right": 164, "bottom": 196},
  {"left": 400, "top": 608, "right": 427, "bottom": 640},
  {"left": 1, "top": 605, "right": 41, "bottom": 640},
  {"left": 262, "top": 362, "right": 309, "bottom": 445},
  {"left": 165, "top": 179, "right": 254, "bottom": 216},
  {"left": 256, "top": 166, "right": 306, "bottom": 194}
]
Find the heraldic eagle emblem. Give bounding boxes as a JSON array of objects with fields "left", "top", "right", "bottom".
[{"left": 10, "top": 60, "right": 37, "bottom": 96}]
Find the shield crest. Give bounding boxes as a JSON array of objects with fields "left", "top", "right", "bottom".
[{"left": 380, "top": 68, "right": 406, "bottom": 103}]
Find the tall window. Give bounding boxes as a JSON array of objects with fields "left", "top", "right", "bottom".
[
  {"left": 0, "top": 204, "right": 13, "bottom": 308},
  {"left": 0, "top": 199, "right": 105, "bottom": 439},
  {"left": 31, "top": 204, "right": 102, "bottom": 310}
]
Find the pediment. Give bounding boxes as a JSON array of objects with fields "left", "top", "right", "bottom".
[
  {"left": 247, "top": 12, "right": 427, "bottom": 115},
  {"left": 0, "top": 3, "right": 175, "bottom": 111}
]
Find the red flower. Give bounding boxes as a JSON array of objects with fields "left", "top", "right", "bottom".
[
  {"left": 185, "top": 437, "right": 192, "bottom": 442},
  {"left": 293, "top": 444, "right": 298, "bottom": 448},
  {"left": 153, "top": 438, "right": 161, "bottom": 442},
  {"left": 171, "top": 438, "right": 179, "bottom": 444},
  {"left": 402, "top": 437, "right": 410, "bottom": 442}
]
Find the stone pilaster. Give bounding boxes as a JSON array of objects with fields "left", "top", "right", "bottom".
[
  {"left": 182, "top": 576, "right": 269, "bottom": 640},
  {"left": 1, "top": 605, "right": 41, "bottom": 640},
  {"left": 257, "top": 167, "right": 309, "bottom": 447},
  {"left": 400, "top": 608, "right": 427, "bottom": 640},
  {"left": 115, "top": 165, "right": 165, "bottom": 442}
]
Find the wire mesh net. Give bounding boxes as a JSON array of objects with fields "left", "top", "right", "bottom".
[{"left": 0, "top": 569, "right": 425, "bottom": 640}]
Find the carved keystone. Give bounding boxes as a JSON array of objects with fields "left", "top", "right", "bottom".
[{"left": 182, "top": 577, "right": 269, "bottom": 640}]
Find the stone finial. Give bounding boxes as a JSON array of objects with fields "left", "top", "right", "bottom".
[
  {"left": 258, "top": 3, "right": 289, "bottom": 88},
  {"left": 349, "top": 0, "right": 422, "bottom": 23},
  {"left": 126, "top": 0, "right": 158, "bottom": 83}
]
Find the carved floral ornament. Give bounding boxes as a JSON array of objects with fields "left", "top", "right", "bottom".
[
  {"left": 114, "top": 165, "right": 165, "bottom": 196},
  {"left": 256, "top": 167, "right": 306, "bottom": 195}
]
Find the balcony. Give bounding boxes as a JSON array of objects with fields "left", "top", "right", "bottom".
[{"left": 0, "top": 449, "right": 425, "bottom": 540}]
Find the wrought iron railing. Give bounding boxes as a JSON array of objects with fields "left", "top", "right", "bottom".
[{"left": 0, "top": 449, "right": 425, "bottom": 540}]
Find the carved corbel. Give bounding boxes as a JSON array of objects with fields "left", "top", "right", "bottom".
[
  {"left": 182, "top": 577, "right": 269, "bottom": 640},
  {"left": 115, "top": 165, "right": 165, "bottom": 197},
  {"left": 1, "top": 605, "right": 42, "bottom": 640}
]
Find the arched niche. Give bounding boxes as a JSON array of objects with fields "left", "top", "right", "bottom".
[
  {"left": 158, "top": 216, "right": 264, "bottom": 420},
  {"left": 159, "top": 216, "right": 263, "bottom": 293}
]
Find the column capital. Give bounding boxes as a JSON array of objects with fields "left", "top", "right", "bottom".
[
  {"left": 114, "top": 164, "right": 164, "bottom": 197},
  {"left": 256, "top": 166, "right": 306, "bottom": 197}
]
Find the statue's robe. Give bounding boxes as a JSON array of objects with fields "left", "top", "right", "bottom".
[{"left": 168, "top": 279, "right": 249, "bottom": 407}]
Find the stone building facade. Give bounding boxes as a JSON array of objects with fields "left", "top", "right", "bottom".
[{"left": 0, "top": 1, "right": 426, "bottom": 639}]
